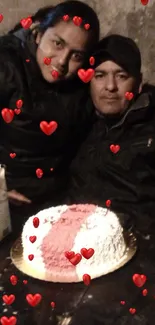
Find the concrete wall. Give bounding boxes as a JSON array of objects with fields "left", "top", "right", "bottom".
[{"left": 0, "top": 0, "right": 155, "bottom": 83}]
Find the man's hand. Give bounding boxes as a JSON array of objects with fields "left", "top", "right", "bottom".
[{"left": 7, "top": 190, "right": 32, "bottom": 206}]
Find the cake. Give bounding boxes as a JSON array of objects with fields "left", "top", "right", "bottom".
[{"left": 21, "top": 204, "right": 127, "bottom": 282}]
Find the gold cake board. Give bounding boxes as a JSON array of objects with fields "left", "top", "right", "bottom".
[{"left": 10, "top": 231, "right": 137, "bottom": 283}]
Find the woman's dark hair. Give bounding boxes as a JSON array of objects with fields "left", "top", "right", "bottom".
[
  {"left": 9, "top": 5, "right": 54, "bottom": 33},
  {"left": 36, "top": 0, "right": 100, "bottom": 49}
]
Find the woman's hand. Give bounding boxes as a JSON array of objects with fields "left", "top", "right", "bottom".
[{"left": 7, "top": 190, "right": 32, "bottom": 206}]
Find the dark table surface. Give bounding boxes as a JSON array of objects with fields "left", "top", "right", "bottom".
[{"left": 0, "top": 217, "right": 155, "bottom": 325}]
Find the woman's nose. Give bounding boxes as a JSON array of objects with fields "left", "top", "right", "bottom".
[{"left": 58, "top": 49, "right": 70, "bottom": 67}]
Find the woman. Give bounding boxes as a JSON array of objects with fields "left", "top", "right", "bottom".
[{"left": 0, "top": 1, "right": 99, "bottom": 232}]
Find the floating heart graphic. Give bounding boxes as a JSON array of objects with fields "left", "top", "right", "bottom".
[
  {"left": 120, "top": 300, "right": 126, "bottom": 305},
  {"left": 50, "top": 301, "right": 56, "bottom": 308},
  {"left": 33, "top": 217, "right": 39, "bottom": 228},
  {"left": 16, "top": 99, "right": 23, "bottom": 109},
  {"left": 110, "top": 144, "right": 120, "bottom": 154},
  {"left": 29, "top": 236, "right": 37, "bottom": 243},
  {"left": 142, "top": 288, "right": 148, "bottom": 296},
  {"left": 81, "top": 248, "right": 94, "bottom": 259},
  {"left": 0, "top": 316, "right": 17, "bottom": 325},
  {"left": 51, "top": 70, "right": 59, "bottom": 79},
  {"left": 63, "top": 15, "right": 69, "bottom": 21},
  {"left": 1, "top": 108, "right": 14, "bottom": 123},
  {"left": 132, "top": 274, "right": 147, "bottom": 287},
  {"left": 129, "top": 308, "right": 136, "bottom": 315},
  {"left": 0, "top": 14, "right": 4, "bottom": 23},
  {"left": 2, "top": 295, "right": 15, "bottom": 305},
  {"left": 28, "top": 254, "right": 34, "bottom": 261},
  {"left": 23, "top": 280, "right": 28, "bottom": 285},
  {"left": 10, "top": 275, "right": 18, "bottom": 286},
  {"left": 69, "top": 253, "right": 82, "bottom": 265},
  {"left": 14, "top": 108, "right": 21, "bottom": 115},
  {"left": 78, "top": 68, "right": 94, "bottom": 83},
  {"left": 44, "top": 57, "right": 51, "bottom": 65},
  {"left": 36, "top": 168, "right": 43, "bottom": 179},
  {"left": 40, "top": 121, "right": 58, "bottom": 136},
  {"left": 141, "top": 0, "right": 149, "bottom": 4},
  {"left": 26, "top": 293, "right": 42, "bottom": 307},
  {"left": 73, "top": 16, "right": 82, "bottom": 26},
  {"left": 20, "top": 17, "right": 32, "bottom": 29},
  {"left": 84, "top": 23, "right": 90, "bottom": 30},
  {"left": 89, "top": 56, "right": 95, "bottom": 66},
  {"left": 125, "top": 92, "right": 134, "bottom": 101},
  {"left": 83, "top": 274, "right": 91, "bottom": 286},
  {"left": 65, "top": 251, "right": 75, "bottom": 260},
  {"left": 105, "top": 199, "right": 111, "bottom": 208},
  {"left": 26, "top": 59, "right": 30, "bottom": 62},
  {"left": 10, "top": 153, "right": 16, "bottom": 159}
]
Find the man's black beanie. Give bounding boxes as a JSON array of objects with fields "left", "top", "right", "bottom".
[{"left": 92, "top": 34, "right": 141, "bottom": 77}]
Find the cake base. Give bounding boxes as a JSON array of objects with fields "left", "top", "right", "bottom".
[{"left": 10, "top": 230, "right": 137, "bottom": 283}]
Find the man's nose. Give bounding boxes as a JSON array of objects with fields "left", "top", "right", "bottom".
[
  {"left": 105, "top": 75, "right": 117, "bottom": 91},
  {"left": 58, "top": 49, "right": 70, "bottom": 67}
]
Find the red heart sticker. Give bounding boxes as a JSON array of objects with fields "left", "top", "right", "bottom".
[
  {"left": 120, "top": 300, "right": 126, "bottom": 305},
  {"left": 1, "top": 108, "right": 14, "bottom": 123},
  {"left": 10, "top": 153, "right": 16, "bottom": 159},
  {"left": 125, "top": 92, "right": 134, "bottom": 101},
  {"left": 63, "top": 15, "right": 69, "bottom": 21},
  {"left": 73, "top": 16, "right": 82, "bottom": 26},
  {"left": 29, "top": 236, "right": 37, "bottom": 243},
  {"left": 16, "top": 99, "right": 23, "bottom": 109},
  {"left": 105, "top": 199, "right": 111, "bottom": 208},
  {"left": 40, "top": 121, "right": 58, "bottom": 136},
  {"left": 43, "top": 57, "right": 51, "bottom": 65},
  {"left": 0, "top": 14, "right": 4, "bottom": 23},
  {"left": 65, "top": 251, "right": 75, "bottom": 260},
  {"left": 129, "top": 308, "right": 136, "bottom": 315},
  {"left": 69, "top": 253, "right": 82, "bottom": 265},
  {"left": 84, "top": 23, "right": 90, "bottom": 30},
  {"left": 2, "top": 295, "right": 15, "bottom": 305},
  {"left": 0, "top": 316, "right": 17, "bottom": 325},
  {"left": 50, "top": 301, "right": 56, "bottom": 308},
  {"left": 80, "top": 248, "right": 94, "bottom": 259},
  {"left": 10, "top": 275, "right": 18, "bottom": 286},
  {"left": 36, "top": 168, "right": 43, "bottom": 178},
  {"left": 132, "top": 273, "right": 147, "bottom": 287},
  {"left": 110, "top": 144, "right": 120, "bottom": 154},
  {"left": 89, "top": 56, "right": 95, "bottom": 66},
  {"left": 141, "top": 0, "right": 149, "bottom": 4},
  {"left": 14, "top": 108, "right": 21, "bottom": 115},
  {"left": 51, "top": 70, "right": 59, "bottom": 79},
  {"left": 28, "top": 254, "right": 34, "bottom": 261},
  {"left": 83, "top": 274, "right": 91, "bottom": 286},
  {"left": 26, "top": 293, "right": 42, "bottom": 307},
  {"left": 33, "top": 217, "right": 39, "bottom": 228},
  {"left": 26, "top": 59, "right": 30, "bottom": 62},
  {"left": 142, "top": 288, "right": 148, "bottom": 296},
  {"left": 20, "top": 17, "right": 32, "bottom": 29},
  {"left": 23, "top": 280, "right": 28, "bottom": 285},
  {"left": 78, "top": 68, "right": 94, "bottom": 83}
]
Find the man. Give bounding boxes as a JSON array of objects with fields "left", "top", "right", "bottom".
[{"left": 68, "top": 34, "right": 155, "bottom": 227}]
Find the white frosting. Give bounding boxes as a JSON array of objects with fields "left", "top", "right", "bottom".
[{"left": 22, "top": 204, "right": 126, "bottom": 282}]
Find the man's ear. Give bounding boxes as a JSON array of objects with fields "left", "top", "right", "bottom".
[{"left": 138, "top": 73, "right": 143, "bottom": 94}]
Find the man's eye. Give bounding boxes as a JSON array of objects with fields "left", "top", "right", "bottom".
[
  {"left": 95, "top": 74, "right": 103, "bottom": 79},
  {"left": 72, "top": 53, "right": 83, "bottom": 61},
  {"left": 118, "top": 74, "right": 128, "bottom": 79}
]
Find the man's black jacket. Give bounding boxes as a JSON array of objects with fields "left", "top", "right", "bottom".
[{"left": 69, "top": 90, "right": 155, "bottom": 229}]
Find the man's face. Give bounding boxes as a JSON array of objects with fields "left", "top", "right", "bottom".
[
  {"left": 90, "top": 60, "right": 142, "bottom": 115},
  {"left": 36, "top": 20, "right": 90, "bottom": 83}
]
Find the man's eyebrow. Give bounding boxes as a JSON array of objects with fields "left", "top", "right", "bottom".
[
  {"left": 95, "top": 68, "right": 127, "bottom": 73},
  {"left": 54, "top": 33, "right": 86, "bottom": 54}
]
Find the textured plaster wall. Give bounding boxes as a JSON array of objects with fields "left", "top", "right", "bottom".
[{"left": 0, "top": 0, "right": 155, "bottom": 83}]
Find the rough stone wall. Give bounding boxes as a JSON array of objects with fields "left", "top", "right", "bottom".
[{"left": 0, "top": 0, "right": 155, "bottom": 83}]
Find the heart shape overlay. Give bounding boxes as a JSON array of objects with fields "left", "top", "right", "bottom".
[
  {"left": 78, "top": 69, "right": 94, "bottom": 83},
  {"left": 1, "top": 109, "right": 14, "bottom": 123},
  {"left": 40, "top": 121, "right": 58, "bottom": 136},
  {"left": 80, "top": 248, "right": 94, "bottom": 259},
  {"left": 110, "top": 144, "right": 120, "bottom": 154},
  {"left": 0, "top": 316, "right": 17, "bottom": 325},
  {"left": 2, "top": 295, "right": 15, "bottom": 305},
  {"left": 132, "top": 273, "right": 147, "bottom": 287},
  {"left": 26, "top": 293, "right": 42, "bottom": 307}
]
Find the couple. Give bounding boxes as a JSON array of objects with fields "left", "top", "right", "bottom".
[{"left": 0, "top": 1, "right": 154, "bottom": 233}]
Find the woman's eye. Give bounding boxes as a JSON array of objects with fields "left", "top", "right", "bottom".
[{"left": 53, "top": 40, "right": 63, "bottom": 48}]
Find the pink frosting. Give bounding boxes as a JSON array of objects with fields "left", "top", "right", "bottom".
[{"left": 41, "top": 204, "right": 96, "bottom": 282}]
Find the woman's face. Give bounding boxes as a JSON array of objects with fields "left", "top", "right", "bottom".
[{"left": 36, "top": 20, "right": 91, "bottom": 83}]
